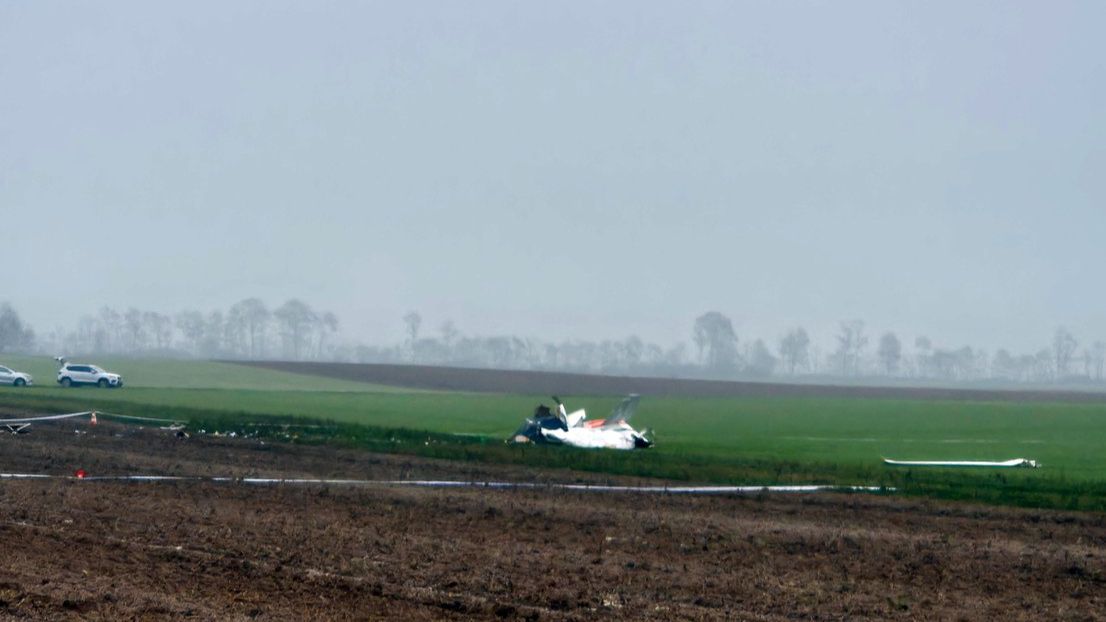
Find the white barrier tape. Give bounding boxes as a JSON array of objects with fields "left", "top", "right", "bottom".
[
  {"left": 0, "top": 411, "right": 92, "bottom": 424},
  {"left": 0, "top": 474, "right": 54, "bottom": 479},
  {"left": 95, "top": 411, "right": 183, "bottom": 425},
  {"left": 0, "top": 411, "right": 183, "bottom": 426},
  {"left": 0, "top": 473, "right": 890, "bottom": 494}
]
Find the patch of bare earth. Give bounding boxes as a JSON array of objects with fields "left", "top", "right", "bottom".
[{"left": 0, "top": 420, "right": 1103, "bottom": 620}]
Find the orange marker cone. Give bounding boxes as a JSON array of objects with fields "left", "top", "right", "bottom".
[{"left": 90, "top": 412, "right": 98, "bottom": 426}]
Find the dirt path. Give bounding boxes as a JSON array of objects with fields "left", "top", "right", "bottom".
[{"left": 1, "top": 420, "right": 1104, "bottom": 620}]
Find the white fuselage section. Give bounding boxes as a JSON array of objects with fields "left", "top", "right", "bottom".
[
  {"left": 539, "top": 424, "right": 643, "bottom": 450},
  {"left": 536, "top": 408, "right": 646, "bottom": 450}
]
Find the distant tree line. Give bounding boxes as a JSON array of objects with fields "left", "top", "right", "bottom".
[
  {"left": 353, "top": 312, "right": 1106, "bottom": 385},
  {"left": 357, "top": 311, "right": 693, "bottom": 375},
  {"left": 28, "top": 298, "right": 340, "bottom": 361},
  {"left": 4, "top": 300, "right": 1106, "bottom": 386}
]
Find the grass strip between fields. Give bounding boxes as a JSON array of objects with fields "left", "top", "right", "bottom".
[{"left": 3, "top": 391, "right": 1106, "bottom": 512}]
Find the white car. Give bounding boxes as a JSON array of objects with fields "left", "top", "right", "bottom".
[
  {"left": 0, "top": 365, "right": 33, "bottom": 387},
  {"left": 57, "top": 364, "right": 124, "bottom": 388}
]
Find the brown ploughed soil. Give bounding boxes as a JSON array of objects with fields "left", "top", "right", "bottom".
[
  {"left": 234, "top": 360, "right": 1106, "bottom": 403},
  {"left": 1, "top": 417, "right": 1104, "bottom": 620}
]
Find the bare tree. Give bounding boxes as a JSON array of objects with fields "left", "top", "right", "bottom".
[
  {"left": 877, "top": 332, "right": 902, "bottom": 376},
  {"left": 692, "top": 323, "right": 708, "bottom": 363},
  {"left": 98, "top": 307, "right": 122, "bottom": 352},
  {"left": 403, "top": 311, "right": 422, "bottom": 345},
  {"left": 315, "top": 311, "right": 339, "bottom": 359},
  {"left": 72, "top": 315, "right": 97, "bottom": 354},
  {"left": 1091, "top": 341, "right": 1106, "bottom": 381},
  {"left": 175, "top": 310, "right": 206, "bottom": 355},
  {"left": 228, "top": 298, "right": 270, "bottom": 359},
  {"left": 693, "top": 311, "right": 739, "bottom": 373},
  {"left": 623, "top": 336, "right": 644, "bottom": 369},
  {"left": 778, "top": 327, "right": 810, "bottom": 375},
  {"left": 224, "top": 308, "right": 246, "bottom": 356},
  {"left": 745, "top": 339, "right": 777, "bottom": 377},
  {"left": 202, "top": 310, "right": 225, "bottom": 356},
  {"left": 834, "top": 320, "right": 868, "bottom": 376},
  {"left": 274, "top": 299, "right": 316, "bottom": 360},
  {"left": 954, "top": 346, "right": 978, "bottom": 380},
  {"left": 1053, "top": 327, "right": 1078, "bottom": 377},
  {"left": 123, "top": 307, "right": 148, "bottom": 351},
  {"left": 1034, "top": 348, "right": 1054, "bottom": 381},
  {"left": 0, "top": 303, "right": 34, "bottom": 353},
  {"left": 913, "top": 336, "right": 932, "bottom": 378},
  {"left": 992, "top": 349, "right": 1017, "bottom": 380},
  {"left": 145, "top": 312, "right": 174, "bottom": 350},
  {"left": 1015, "top": 353, "right": 1035, "bottom": 382},
  {"left": 439, "top": 321, "right": 459, "bottom": 348}
]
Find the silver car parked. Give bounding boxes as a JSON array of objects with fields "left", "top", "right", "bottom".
[
  {"left": 57, "top": 364, "right": 124, "bottom": 388},
  {"left": 0, "top": 364, "right": 33, "bottom": 387}
]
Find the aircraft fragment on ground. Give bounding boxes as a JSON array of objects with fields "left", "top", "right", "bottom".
[
  {"left": 883, "top": 457, "right": 1039, "bottom": 468},
  {"left": 510, "top": 394, "right": 653, "bottom": 450}
]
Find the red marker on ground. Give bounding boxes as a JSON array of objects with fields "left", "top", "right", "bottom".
[{"left": 75, "top": 469, "right": 87, "bottom": 479}]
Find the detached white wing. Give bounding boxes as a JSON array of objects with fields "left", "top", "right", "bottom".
[{"left": 883, "top": 458, "right": 1039, "bottom": 468}]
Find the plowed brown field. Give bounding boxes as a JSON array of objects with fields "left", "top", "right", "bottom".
[
  {"left": 234, "top": 360, "right": 1106, "bottom": 402},
  {"left": 1, "top": 416, "right": 1104, "bottom": 620}
]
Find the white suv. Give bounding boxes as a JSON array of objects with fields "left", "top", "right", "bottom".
[
  {"left": 0, "top": 365, "right": 33, "bottom": 387},
  {"left": 57, "top": 364, "right": 124, "bottom": 388}
]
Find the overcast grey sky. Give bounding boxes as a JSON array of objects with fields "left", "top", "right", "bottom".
[{"left": 1, "top": 1, "right": 1103, "bottom": 350}]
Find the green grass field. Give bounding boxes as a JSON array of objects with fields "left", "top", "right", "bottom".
[
  {"left": 0, "top": 355, "right": 407, "bottom": 392},
  {"left": 2, "top": 356, "right": 1105, "bottom": 509}
]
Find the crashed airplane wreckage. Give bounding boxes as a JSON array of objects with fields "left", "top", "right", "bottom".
[{"left": 510, "top": 394, "right": 653, "bottom": 450}]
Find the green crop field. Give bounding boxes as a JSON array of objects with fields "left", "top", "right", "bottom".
[
  {"left": 2, "top": 356, "right": 1106, "bottom": 510},
  {"left": 0, "top": 355, "right": 410, "bottom": 392}
]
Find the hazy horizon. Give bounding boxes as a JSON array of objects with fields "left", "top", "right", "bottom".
[{"left": 3, "top": 1, "right": 1103, "bottom": 352}]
